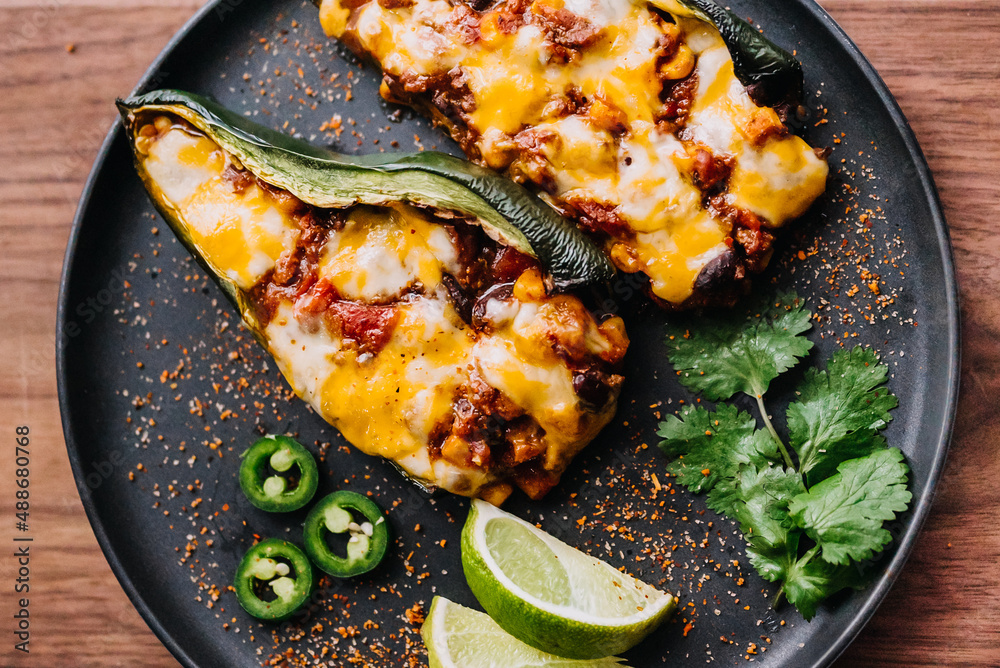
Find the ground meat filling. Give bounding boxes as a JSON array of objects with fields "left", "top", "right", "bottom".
[
  {"left": 532, "top": 3, "right": 601, "bottom": 58},
  {"left": 380, "top": 70, "right": 481, "bottom": 157},
  {"left": 222, "top": 164, "right": 623, "bottom": 499},
  {"left": 492, "top": 0, "right": 530, "bottom": 34},
  {"left": 691, "top": 149, "right": 734, "bottom": 193},
  {"left": 446, "top": 3, "right": 482, "bottom": 43},
  {"left": 572, "top": 200, "right": 632, "bottom": 238},
  {"left": 708, "top": 195, "right": 776, "bottom": 274},
  {"left": 657, "top": 73, "right": 699, "bottom": 133}
]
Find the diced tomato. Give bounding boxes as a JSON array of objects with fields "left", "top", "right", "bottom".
[{"left": 326, "top": 301, "right": 400, "bottom": 354}]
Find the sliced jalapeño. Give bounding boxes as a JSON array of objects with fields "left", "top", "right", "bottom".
[{"left": 303, "top": 491, "right": 389, "bottom": 577}]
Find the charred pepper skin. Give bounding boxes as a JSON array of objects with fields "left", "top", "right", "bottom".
[
  {"left": 664, "top": 0, "right": 805, "bottom": 107},
  {"left": 116, "top": 89, "right": 614, "bottom": 293},
  {"left": 239, "top": 435, "right": 320, "bottom": 513},
  {"left": 234, "top": 538, "right": 315, "bottom": 621},
  {"left": 303, "top": 491, "right": 389, "bottom": 577}
]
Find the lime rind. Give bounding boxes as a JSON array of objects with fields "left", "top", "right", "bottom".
[
  {"left": 462, "top": 500, "right": 675, "bottom": 660},
  {"left": 472, "top": 500, "right": 673, "bottom": 623},
  {"left": 423, "top": 596, "right": 630, "bottom": 668}
]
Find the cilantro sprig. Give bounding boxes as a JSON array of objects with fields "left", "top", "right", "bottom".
[
  {"left": 666, "top": 293, "right": 813, "bottom": 468},
  {"left": 657, "top": 293, "right": 911, "bottom": 620}
]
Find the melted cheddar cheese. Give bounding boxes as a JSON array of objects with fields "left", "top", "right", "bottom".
[
  {"left": 266, "top": 297, "right": 472, "bottom": 462},
  {"left": 318, "top": 206, "right": 461, "bottom": 301},
  {"left": 136, "top": 121, "right": 624, "bottom": 501},
  {"left": 141, "top": 123, "right": 299, "bottom": 289},
  {"left": 319, "top": 0, "right": 829, "bottom": 305}
]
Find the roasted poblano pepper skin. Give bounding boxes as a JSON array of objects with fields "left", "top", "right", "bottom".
[
  {"left": 117, "top": 89, "right": 613, "bottom": 293},
  {"left": 651, "top": 0, "right": 804, "bottom": 106}
]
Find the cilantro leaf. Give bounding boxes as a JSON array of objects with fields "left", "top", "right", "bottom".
[
  {"left": 657, "top": 405, "right": 778, "bottom": 513},
  {"left": 666, "top": 293, "right": 814, "bottom": 401},
  {"left": 747, "top": 541, "right": 799, "bottom": 587},
  {"left": 788, "top": 449, "right": 912, "bottom": 566},
  {"left": 781, "top": 547, "right": 864, "bottom": 621},
  {"left": 731, "top": 464, "right": 804, "bottom": 565},
  {"left": 746, "top": 530, "right": 863, "bottom": 620},
  {"left": 787, "top": 346, "right": 898, "bottom": 485}
]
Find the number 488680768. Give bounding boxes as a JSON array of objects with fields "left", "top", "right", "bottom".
[{"left": 15, "top": 426, "right": 29, "bottom": 527}]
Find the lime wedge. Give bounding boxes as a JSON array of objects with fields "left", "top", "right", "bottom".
[
  {"left": 422, "top": 596, "right": 630, "bottom": 668},
  {"left": 461, "top": 500, "right": 675, "bottom": 660}
]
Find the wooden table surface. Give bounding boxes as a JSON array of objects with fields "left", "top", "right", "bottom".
[{"left": 1, "top": 0, "right": 998, "bottom": 665}]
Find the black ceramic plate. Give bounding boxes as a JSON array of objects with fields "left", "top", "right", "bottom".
[{"left": 58, "top": 1, "right": 959, "bottom": 666}]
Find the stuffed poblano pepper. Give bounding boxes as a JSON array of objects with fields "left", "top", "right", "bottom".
[
  {"left": 118, "top": 90, "right": 628, "bottom": 504},
  {"left": 315, "top": 0, "right": 829, "bottom": 308}
]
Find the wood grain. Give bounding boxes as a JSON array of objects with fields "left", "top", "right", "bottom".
[{"left": 0, "top": 0, "right": 997, "bottom": 665}]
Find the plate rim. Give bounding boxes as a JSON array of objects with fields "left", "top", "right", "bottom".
[
  {"left": 788, "top": 2, "right": 961, "bottom": 664},
  {"left": 57, "top": 3, "right": 231, "bottom": 667},
  {"left": 55, "top": 1, "right": 961, "bottom": 666}
]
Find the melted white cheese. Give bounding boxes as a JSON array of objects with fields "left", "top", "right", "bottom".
[
  {"left": 265, "top": 303, "right": 342, "bottom": 406},
  {"left": 563, "top": 0, "right": 631, "bottom": 28},
  {"left": 143, "top": 129, "right": 222, "bottom": 204},
  {"left": 318, "top": 204, "right": 460, "bottom": 301}
]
